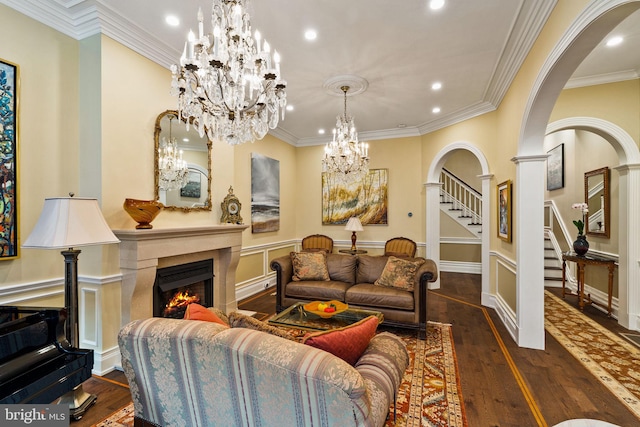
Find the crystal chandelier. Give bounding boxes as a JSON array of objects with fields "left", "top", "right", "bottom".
[
  {"left": 170, "top": 0, "right": 287, "bottom": 146},
  {"left": 158, "top": 114, "right": 189, "bottom": 190},
  {"left": 322, "top": 86, "right": 369, "bottom": 179}
]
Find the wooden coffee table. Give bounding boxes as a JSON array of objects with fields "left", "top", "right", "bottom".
[{"left": 269, "top": 302, "right": 383, "bottom": 332}]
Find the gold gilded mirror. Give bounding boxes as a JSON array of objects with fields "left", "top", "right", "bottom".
[
  {"left": 154, "top": 110, "right": 212, "bottom": 211},
  {"left": 584, "top": 166, "right": 610, "bottom": 238}
]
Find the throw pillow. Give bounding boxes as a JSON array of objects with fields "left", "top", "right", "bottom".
[
  {"left": 374, "top": 256, "right": 425, "bottom": 291},
  {"left": 291, "top": 251, "right": 331, "bottom": 282},
  {"left": 183, "top": 303, "right": 229, "bottom": 327},
  {"left": 302, "top": 315, "right": 379, "bottom": 365},
  {"left": 227, "top": 311, "right": 300, "bottom": 341}
]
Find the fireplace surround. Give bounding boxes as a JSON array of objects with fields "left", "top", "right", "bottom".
[{"left": 114, "top": 225, "right": 248, "bottom": 325}]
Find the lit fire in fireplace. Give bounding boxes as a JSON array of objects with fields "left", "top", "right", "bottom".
[{"left": 163, "top": 290, "right": 201, "bottom": 318}]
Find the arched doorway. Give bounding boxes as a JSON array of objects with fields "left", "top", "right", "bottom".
[
  {"left": 425, "top": 142, "right": 492, "bottom": 306},
  {"left": 517, "top": 0, "right": 640, "bottom": 349}
]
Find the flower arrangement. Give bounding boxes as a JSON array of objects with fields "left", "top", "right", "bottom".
[{"left": 571, "top": 203, "right": 589, "bottom": 236}]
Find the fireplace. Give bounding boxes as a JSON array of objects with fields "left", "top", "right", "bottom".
[{"left": 153, "top": 259, "right": 214, "bottom": 318}]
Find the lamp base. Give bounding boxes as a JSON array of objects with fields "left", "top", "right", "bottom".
[
  {"left": 56, "top": 384, "right": 97, "bottom": 420},
  {"left": 351, "top": 231, "right": 357, "bottom": 251}
]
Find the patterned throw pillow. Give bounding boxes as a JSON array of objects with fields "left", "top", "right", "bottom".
[
  {"left": 227, "top": 311, "right": 299, "bottom": 341},
  {"left": 183, "top": 303, "right": 229, "bottom": 327},
  {"left": 374, "top": 256, "right": 425, "bottom": 291},
  {"left": 302, "top": 315, "right": 379, "bottom": 365},
  {"left": 291, "top": 251, "right": 330, "bottom": 281}
]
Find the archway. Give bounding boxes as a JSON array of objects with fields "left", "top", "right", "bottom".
[
  {"left": 425, "top": 142, "right": 492, "bottom": 307},
  {"left": 517, "top": 0, "right": 640, "bottom": 349}
]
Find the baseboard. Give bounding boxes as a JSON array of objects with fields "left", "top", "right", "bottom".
[
  {"left": 236, "top": 275, "right": 277, "bottom": 302},
  {"left": 92, "top": 345, "right": 121, "bottom": 376},
  {"left": 494, "top": 295, "right": 517, "bottom": 343}
]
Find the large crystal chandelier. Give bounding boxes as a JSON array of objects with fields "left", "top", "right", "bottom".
[
  {"left": 158, "top": 114, "right": 189, "bottom": 190},
  {"left": 322, "top": 86, "right": 369, "bottom": 179},
  {"left": 170, "top": 0, "right": 287, "bottom": 146}
]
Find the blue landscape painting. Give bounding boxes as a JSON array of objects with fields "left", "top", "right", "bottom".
[{"left": 251, "top": 153, "right": 279, "bottom": 233}]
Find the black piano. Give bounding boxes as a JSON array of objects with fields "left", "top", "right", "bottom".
[{"left": 0, "top": 306, "right": 94, "bottom": 407}]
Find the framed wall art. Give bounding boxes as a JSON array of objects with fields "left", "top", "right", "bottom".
[
  {"left": 497, "top": 179, "right": 512, "bottom": 242},
  {"left": 322, "top": 169, "right": 388, "bottom": 225},
  {"left": 251, "top": 153, "right": 280, "bottom": 233},
  {"left": 546, "top": 143, "right": 564, "bottom": 191},
  {"left": 0, "top": 58, "right": 18, "bottom": 259}
]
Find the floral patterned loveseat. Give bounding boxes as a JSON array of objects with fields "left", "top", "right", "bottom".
[{"left": 118, "top": 315, "right": 409, "bottom": 427}]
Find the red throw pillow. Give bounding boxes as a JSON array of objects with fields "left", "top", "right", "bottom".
[
  {"left": 183, "top": 303, "right": 228, "bottom": 327},
  {"left": 302, "top": 315, "right": 379, "bottom": 365}
]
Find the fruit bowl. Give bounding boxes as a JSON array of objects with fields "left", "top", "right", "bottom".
[{"left": 303, "top": 300, "right": 348, "bottom": 318}]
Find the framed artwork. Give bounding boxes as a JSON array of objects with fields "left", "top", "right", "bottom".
[
  {"left": 547, "top": 144, "right": 564, "bottom": 191},
  {"left": 251, "top": 153, "right": 280, "bottom": 233},
  {"left": 180, "top": 170, "right": 201, "bottom": 198},
  {"left": 497, "top": 180, "right": 512, "bottom": 242},
  {"left": 0, "top": 59, "right": 18, "bottom": 259},
  {"left": 322, "top": 169, "right": 388, "bottom": 225}
]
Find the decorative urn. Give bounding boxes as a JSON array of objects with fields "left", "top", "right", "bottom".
[{"left": 123, "top": 198, "right": 164, "bottom": 229}]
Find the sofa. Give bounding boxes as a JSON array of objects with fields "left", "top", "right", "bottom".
[
  {"left": 119, "top": 315, "right": 409, "bottom": 427},
  {"left": 271, "top": 253, "right": 438, "bottom": 338}
]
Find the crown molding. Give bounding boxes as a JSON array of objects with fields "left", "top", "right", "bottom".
[{"left": 564, "top": 69, "right": 639, "bottom": 89}]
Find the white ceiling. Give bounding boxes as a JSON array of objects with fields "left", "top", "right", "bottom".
[{"left": 2, "top": 0, "right": 639, "bottom": 146}]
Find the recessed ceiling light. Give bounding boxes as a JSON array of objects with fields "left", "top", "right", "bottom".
[
  {"left": 432, "top": 107, "right": 441, "bottom": 114},
  {"left": 304, "top": 30, "right": 317, "bottom": 41},
  {"left": 606, "top": 36, "right": 623, "bottom": 47},
  {"left": 182, "top": 138, "right": 189, "bottom": 142},
  {"left": 429, "top": 0, "right": 445, "bottom": 10},
  {"left": 165, "top": 15, "right": 180, "bottom": 27},
  {"left": 431, "top": 82, "right": 442, "bottom": 90},
  {"left": 286, "top": 105, "right": 294, "bottom": 111},
  {"left": 398, "top": 124, "right": 407, "bottom": 128},
  {"left": 318, "top": 129, "right": 325, "bottom": 135}
]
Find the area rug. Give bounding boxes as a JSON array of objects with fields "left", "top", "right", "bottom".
[
  {"left": 94, "top": 322, "right": 466, "bottom": 427},
  {"left": 544, "top": 290, "right": 640, "bottom": 420}
]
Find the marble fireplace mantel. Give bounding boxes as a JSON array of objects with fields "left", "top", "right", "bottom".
[{"left": 113, "top": 224, "right": 248, "bottom": 325}]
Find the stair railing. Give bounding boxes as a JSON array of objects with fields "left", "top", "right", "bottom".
[{"left": 440, "top": 168, "right": 482, "bottom": 225}]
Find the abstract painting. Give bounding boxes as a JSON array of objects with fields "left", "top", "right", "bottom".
[
  {"left": 322, "top": 169, "right": 388, "bottom": 225},
  {"left": 0, "top": 59, "right": 18, "bottom": 259},
  {"left": 251, "top": 153, "right": 279, "bottom": 233}
]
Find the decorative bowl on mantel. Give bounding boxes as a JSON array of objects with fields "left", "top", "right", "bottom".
[{"left": 123, "top": 198, "right": 164, "bottom": 229}]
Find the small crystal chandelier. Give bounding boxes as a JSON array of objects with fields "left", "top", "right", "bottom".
[
  {"left": 158, "top": 114, "right": 189, "bottom": 190},
  {"left": 322, "top": 86, "right": 369, "bottom": 179},
  {"left": 170, "top": 0, "right": 287, "bottom": 146}
]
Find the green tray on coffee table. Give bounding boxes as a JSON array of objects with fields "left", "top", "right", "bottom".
[{"left": 268, "top": 302, "right": 383, "bottom": 332}]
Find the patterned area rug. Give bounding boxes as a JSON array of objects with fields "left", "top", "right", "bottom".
[
  {"left": 545, "top": 290, "right": 640, "bottom": 420},
  {"left": 94, "top": 322, "right": 466, "bottom": 427}
]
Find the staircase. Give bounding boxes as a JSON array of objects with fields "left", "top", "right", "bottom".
[
  {"left": 440, "top": 168, "right": 482, "bottom": 237},
  {"left": 544, "top": 236, "right": 564, "bottom": 286}
]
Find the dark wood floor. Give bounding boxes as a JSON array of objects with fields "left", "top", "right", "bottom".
[{"left": 74, "top": 272, "right": 638, "bottom": 427}]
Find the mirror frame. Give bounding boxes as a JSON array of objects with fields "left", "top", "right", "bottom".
[
  {"left": 584, "top": 166, "right": 610, "bottom": 238},
  {"left": 154, "top": 110, "right": 212, "bottom": 212}
]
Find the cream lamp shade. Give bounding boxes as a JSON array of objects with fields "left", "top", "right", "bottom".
[
  {"left": 345, "top": 217, "right": 363, "bottom": 232},
  {"left": 345, "top": 217, "right": 363, "bottom": 251},
  {"left": 22, "top": 197, "right": 120, "bottom": 249}
]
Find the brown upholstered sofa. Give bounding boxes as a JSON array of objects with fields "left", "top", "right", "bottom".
[{"left": 270, "top": 253, "right": 438, "bottom": 338}]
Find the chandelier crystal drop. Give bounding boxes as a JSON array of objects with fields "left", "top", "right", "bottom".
[
  {"left": 322, "top": 86, "right": 369, "bottom": 180},
  {"left": 170, "top": 0, "right": 287, "bottom": 146},
  {"left": 158, "top": 114, "right": 189, "bottom": 190}
]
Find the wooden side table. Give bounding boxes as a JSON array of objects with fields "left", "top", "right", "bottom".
[
  {"left": 561, "top": 252, "right": 617, "bottom": 316},
  {"left": 338, "top": 249, "right": 368, "bottom": 255}
]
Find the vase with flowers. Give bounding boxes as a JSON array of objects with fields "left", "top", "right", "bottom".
[{"left": 571, "top": 202, "right": 589, "bottom": 256}]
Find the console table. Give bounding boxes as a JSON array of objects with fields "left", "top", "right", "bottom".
[{"left": 561, "top": 252, "right": 617, "bottom": 316}]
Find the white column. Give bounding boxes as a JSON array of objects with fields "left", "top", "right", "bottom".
[
  {"left": 425, "top": 182, "right": 443, "bottom": 289},
  {"left": 479, "top": 173, "right": 493, "bottom": 307},
  {"left": 615, "top": 164, "right": 640, "bottom": 330},
  {"left": 512, "top": 155, "right": 547, "bottom": 350}
]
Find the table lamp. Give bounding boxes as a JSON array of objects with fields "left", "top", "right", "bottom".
[
  {"left": 22, "top": 195, "right": 120, "bottom": 418},
  {"left": 345, "top": 217, "right": 364, "bottom": 251}
]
